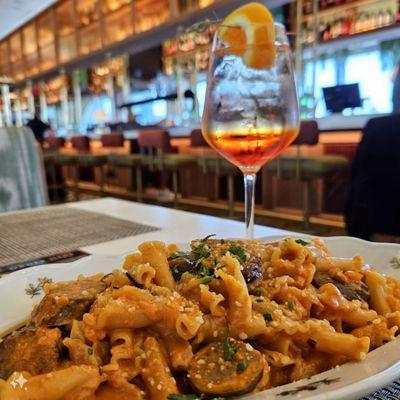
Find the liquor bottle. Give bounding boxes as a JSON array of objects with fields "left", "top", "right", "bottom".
[
  {"left": 303, "top": 0, "right": 313, "bottom": 15},
  {"left": 378, "top": 10, "right": 385, "bottom": 27},
  {"left": 383, "top": 9, "right": 394, "bottom": 25},
  {"left": 323, "top": 22, "right": 331, "bottom": 40},
  {"left": 342, "top": 15, "right": 351, "bottom": 35},
  {"left": 397, "top": 0, "right": 400, "bottom": 22}
]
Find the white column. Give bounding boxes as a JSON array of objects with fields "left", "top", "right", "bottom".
[
  {"left": 72, "top": 69, "right": 82, "bottom": 130},
  {"left": 39, "top": 82, "right": 48, "bottom": 123},
  {"left": 1, "top": 84, "right": 12, "bottom": 126},
  {"left": 27, "top": 81, "right": 35, "bottom": 118},
  {"left": 106, "top": 73, "right": 116, "bottom": 122},
  {"left": 117, "top": 55, "right": 130, "bottom": 121},
  {"left": 60, "top": 77, "right": 69, "bottom": 129},
  {"left": 189, "top": 71, "right": 199, "bottom": 123},
  {"left": 15, "top": 98, "right": 23, "bottom": 127}
]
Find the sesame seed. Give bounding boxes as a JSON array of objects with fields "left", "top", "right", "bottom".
[
  {"left": 195, "top": 316, "right": 204, "bottom": 324},
  {"left": 197, "top": 359, "right": 206, "bottom": 365},
  {"left": 82, "top": 290, "right": 89, "bottom": 296},
  {"left": 218, "top": 357, "right": 224, "bottom": 364},
  {"left": 179, "top": 306, "right": 184, "bottom": 312},
  {"left": 239, "top": 332, "right": 247, "bottom": 339},
  {"left": 149, "top": 378, "right": 154, "bottom": 386},
  {"left": 128, "top": 307, "right": 136, "bottom": 313},
  {"left": 207, "top": 383, "right": 213, "bottom": 388},
  {"left": 195, "top": 374, "right": 201, "bottom": 379},
  {"left": 165, "top": 367, "right": 170, "bottom": 372},
  {"left": 157, "top": 384, "right": 162, "bottom": 390},
  {"left": 213, "top": 330, "right": 218, "bottom": 337},
  {"left": 360, "top": 352, "right": 366, "bottom": 360},
  {"left": 140, "top": 391, "right": 146, "bottom": 396},
  {"left": 245, "top": 343, "right": 253, "bottom": 351},
  {"left": 220, "top": 365, "right": 225, "bottom": 371},
  {"left": 235, "top": 301, "right": 242, "bottom": 308},
  {"left": 209, "top": 362, "right": 215, "bottom": 367}
]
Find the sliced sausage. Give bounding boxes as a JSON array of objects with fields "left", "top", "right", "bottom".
[
  {"left": 313, "top": 271, "right": 369, "bottom": 302},
  {"left": 0, "top": 326, "right": 63, "bottom": 379},
  {"left": 32, "top": 279, "right": 106, "bottom": 326},
  {"left": 188, "top": 341, "right": 264, "bottom": 396}
]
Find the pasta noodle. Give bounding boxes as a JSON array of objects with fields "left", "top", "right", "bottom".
[{"left": 1, "top": 237, "right": 400, "bottom": 399}]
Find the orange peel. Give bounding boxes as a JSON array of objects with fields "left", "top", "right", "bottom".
[{"left": 218, "top": 2, "right": 276, "bottom": 69}]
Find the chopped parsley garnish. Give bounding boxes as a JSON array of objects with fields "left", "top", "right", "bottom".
[
  {"left": 213, "top": 257, "right": 219, "bottom": 266},
  {"left": 253, "top": 289, "right": 263, "bottom": 296},
  {"left": 87, "top": 347, "right": 93, "bottom": 356},
  {"left": 200, "top": 276, "right": 213, "bottom": 285},
  {"left": 286, "top": 301, "right": 295, "bottom": 310},
  {"left": 307, "top": 375, "right": 312, "bottom": 380},
  {"left": 192, "top": 243, "right": 211, "bottom": 260},
  {"left": 256, "top": 299, "right": 264, "bottom": 303},
  {"left": 367, "top": 320, "right": 373, "bottom": 325},
  {"left": 169, "top": 251, "right": 189, "bottom": 259},
  {"left": 228, "top": 245, "right": 247, "bottom": 263},
  {"left": 264, "top": 313, "right": 273, "bottom": 321},
  {"left": 295, "top": 239, "right": 309, "bottom": 246},
  {"left": 223, "top": 323, "right": 238, "bottom": 361},
  {"left": 197, "top": 262, "right": 211, "bottom": 277},
  {"left": 236, "top": 360, "right": 248, "bottom": 373},
  {"left": 167, "top": 395, "right": 200, "bottom": 400}
]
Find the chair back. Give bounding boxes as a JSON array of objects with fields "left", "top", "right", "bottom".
[
  {"left": 138, "top": 129, "right": 176, "bottom": 155},
  {"left": 101, "top": 132, "right": 124, "bottom": 148},
  {"left": 71, "top": 135, "right": 90, "bottom": 152},
  {"left": 292, "top": 120, "right": 319, "bottom": 146},
  {"left": 0, "top": 127, "right": 47, "bottom": 212},
  {"left": 275, "top": 120, "right": 319, "bottom": 179},
  {"left": 190, "top": 129, "right": 209, "bottom": 147},
  {"left": 46, "top": 137, "right": 65, "bottom": 150}
]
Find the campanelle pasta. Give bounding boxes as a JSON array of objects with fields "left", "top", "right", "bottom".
[{"left": 1, "top": 237, "right": 400, "bottom": 399}]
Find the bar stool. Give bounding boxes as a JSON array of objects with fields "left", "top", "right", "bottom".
[
  {"left": 268, "top": 120, "right": 349, "bottom": 229},
  {"left": 43, "top": 137, "right": 66, "bottom": 202},
  {"left": 71, "top": 136, "right": 107, "bottom": 198},
  {"left": 138, "top": 129, "right": 197, "bottom": 206},
  {"left": 102, "top": 132, "right": 145, "bottom": 202},
  {"left": 190, "top": 129, "right": 241, "bottom": 216}
]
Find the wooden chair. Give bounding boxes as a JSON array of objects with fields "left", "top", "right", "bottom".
[
  {"left": 268, "top": 120, "right": 348, "bottom": 229},
  {"left": 70, "top": 136, "right": 107, "bottom": 199},
  {"left": 102, "top": 132, "right": 145, "bottom": 202},
  {"left": 190, "top": 129, "right": 241, "bottom": 216},
  {"left": 138, "top": 129, "right": 197, "bottom": 205},
  {"left": 43, "top": 137, "right": 66, "bottom": 202}
]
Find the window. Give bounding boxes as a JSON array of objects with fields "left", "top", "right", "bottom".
[{"left": 344, "top": 49, "right": 392, "bottom": 114}]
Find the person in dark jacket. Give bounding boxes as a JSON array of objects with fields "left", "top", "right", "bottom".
[
  {"left": 345, "top": 114, "right": 400, "bottom": 240},
  {"left": 26, "top": 114, "right": 50, "bottom": 145}
]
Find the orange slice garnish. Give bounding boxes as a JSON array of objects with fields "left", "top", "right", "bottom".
[{"left": 218, "top": 2, "right": 276, "bottom": 69}]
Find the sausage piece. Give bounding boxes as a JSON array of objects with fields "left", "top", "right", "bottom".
[
  {"left": 188, "top": 341, "right": 264, "bottom": 396},
  {"left": 0, "top": 327, "right": 63, "bottom": 379},
  {"left": 32, "top": 279, "right": 106, "bottom": 326},
  {"left": 313, "top": 271, "right": 369, "bottom": 302}
]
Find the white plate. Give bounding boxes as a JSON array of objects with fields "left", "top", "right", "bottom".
[{"left": 1, "top": 236, "right": 400, "bottom": 400}]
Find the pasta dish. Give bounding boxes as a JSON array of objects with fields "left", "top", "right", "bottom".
[{"left": 0, "top": 237, "right": 399, "bottom": 399}]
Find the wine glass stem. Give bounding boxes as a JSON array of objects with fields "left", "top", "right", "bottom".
[{"left": 244, "top": 172, "right": 256, "bottom": 239}]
